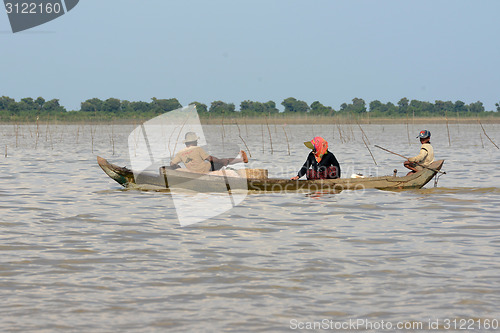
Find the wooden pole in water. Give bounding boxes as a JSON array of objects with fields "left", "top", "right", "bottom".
[
  {"left": 362, "top": 135, "right": 377, "bottom": 166},
  {"left": 235, "top": 120, "right": 252, "bottom": 157},
  {"left": 353, "top": 114, "right": 376, "bottom": 165},
  {"left": 35, "top": 116, "right": 39, "bottom": 149},
  {"left": 337, "top": 123, "right": 344, "bottom": 143},
  {"left": 406, "top": 110, "right": 411, "bottom": 145},
  {"left": 354, "top": 116, "right": 371, "bottom": 145},
  {"left": 4, "top": 145, "right": 7, "bottom": 158},
  {"left": 282, "top": 125, "right": 290, "bottom": 156},
  {"left": 221, "top": 112, "right": 226, "bottom": 139},
  {"left": 265, "top": 115, "right": 274, "bottom": 154},
  {"left": 15, "top": 123, "right": 19, "bottom": 148},
  {"left": 261, "top": 124, "right": 264, "bottom": 153},
  {"left": 445, "top": 111, "right": 451, "bottom": 146},
  {"left": 477, "top": 119, "right": 499, "bottom": 149}
]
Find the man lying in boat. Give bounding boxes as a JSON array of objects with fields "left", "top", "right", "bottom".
[
  {"left": 170, "top": 132, "right": 248, "bottom": 173},
  {"left": 290, "top": 136, "right": 341, "bottom": 180},
  {"left": 404, "top": 130, "right": 434, "bottom": 175}
]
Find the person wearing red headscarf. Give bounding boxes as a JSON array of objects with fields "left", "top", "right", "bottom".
[{"left": 290, "top": 136, "right": 341, "bottom": 180}]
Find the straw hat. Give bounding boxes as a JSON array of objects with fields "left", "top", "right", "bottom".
[{"left": 183, "top": 132, "right": 199, "bottom": 143}]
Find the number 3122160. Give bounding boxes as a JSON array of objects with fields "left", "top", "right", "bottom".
[{"left": 5, "top": 2, "right": 62, "bottom": 14}]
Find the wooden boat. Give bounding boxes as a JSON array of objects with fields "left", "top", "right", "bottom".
[{"left": 97, "top": 156, "right": 444, "bottom": 193}]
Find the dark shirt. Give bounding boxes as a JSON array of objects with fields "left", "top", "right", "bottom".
[{"left": 297, "top": 151, "right": 341, "bottom": 179}]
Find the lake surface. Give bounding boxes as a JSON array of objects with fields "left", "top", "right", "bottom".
[{"left": 1, "top": 122, "right": 499, "bottom": 332}]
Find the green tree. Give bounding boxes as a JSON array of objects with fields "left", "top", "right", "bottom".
[
  {"left": 369, "top": 100, "right": 391, "bottom": 115},
  {"left": 409, "top": 100, "right": 434, "bottom": 116},
  {"left": 102, "top": 98, "right": 121, "bottom": 113},
  {"left": 190, "top": 101, "right": 208, "bottom": 113},
  {"left": 81, "top": 98, "right": 103, "bottom": 112},
  {"left": 281, "top": 97, "right": 310, "bottom": 113},
  {"left": 351, "top": 98, "right": 366, "bottom": 113},
  {"left": 310, "top": 101, "right": 334, "bottom": 115},
  {"left": 468, "top": 101, "right": 484, "bottom": 113},
  {"left": 240, "top": 100, "right": 279, "bottom": 114},
  {"left": 495, "top": 102, "right": 500, "bottom": 112},
  {"left": 35, "top": 97, "right": 45, "bottom": 110},
  {"left": 20, "top": 97, "right": 35, "bottom": 111},
  {"left": 434, "top": 100, "right": 454, "bottom": 116},
  {"left": 454, "top": 100, "right": 468, "bottom": 114},
  {"left": 130, "top": 101, "right": 151, "bottom": 113},
  {"left": 386, "top": 102, "right": 398, "bottom": 115},
  {"left": 8, "top": 102, "right": 20, "bottom": 116},
  {"left": 209, "top": 100, "right": 235, "bottom": 113},
  {"left": 0, "top": 96, "right": 15, "bottom": 110},
  {"left": 120, "top": 100, "right": 134, "bottom": 113},
  {"left": 264, "top": 101, "right": 279, "bottom": 114},
  {"left": 339, "top": 98, "right": 366, "bottom": 114},
  {"left": 151, "top": 98, "right": 182, "bottom": 114},
  {"left": 44, "top": 99, "right": 65, "bottom": 113},
  {"left": 398, "top": 97, "right": 409, "bottom": 114}
]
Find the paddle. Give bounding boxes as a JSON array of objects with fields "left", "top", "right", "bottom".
[{"left": 374, "top": 145, "right": 446, "bottom": 175}]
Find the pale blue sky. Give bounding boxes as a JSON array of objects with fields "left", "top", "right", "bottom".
[{"left": 1, "top": 0, "right": 499, "bottom": 111}]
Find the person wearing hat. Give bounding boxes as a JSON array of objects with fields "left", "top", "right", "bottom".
[
  {"left": 170, "top": 132, "right": 248, "bottom": 173},
  {"left": 290, "top": 136, "right": 341, "bottom": 180},
  {"left": 404, "top": 130, "right": 434, "bottom": 174}
]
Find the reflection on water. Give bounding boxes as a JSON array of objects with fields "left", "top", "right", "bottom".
[{"left": 0, "top": 123, "right": 499, "bottom": 331}]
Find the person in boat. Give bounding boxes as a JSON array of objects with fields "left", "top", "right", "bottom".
[
  {"left": 170, "top": 132, "right": 248, "bottom": 173},
  {"left": 404, "top": 130, "right": 434, "bottom": 174},
  {"left": 290, "top": 136, "right": 341, "bottom": 180}
]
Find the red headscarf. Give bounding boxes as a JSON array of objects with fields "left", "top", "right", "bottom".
[{"left": 310, "top": 137, "right": 328, "bottom": 162}]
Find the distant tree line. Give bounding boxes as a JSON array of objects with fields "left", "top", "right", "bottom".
[{"left": 1, "top": 95, "right": 499, "bottom": 121}]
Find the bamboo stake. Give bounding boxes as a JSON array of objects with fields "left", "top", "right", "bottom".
[
  {"left": 477, "top": 119, "right": 499, "bottom": 149},
  {"left": 49, "top": 124, "right": 54, "bottom": 150},
  {"left": 15, "top": 123, "right": 19, "bottom": 148},
  {"left": 35, "top": 116, "right": 39, "bottom": 149},
  {"left": 354, "top": 116, "right": 371, "bottom": 145},
  {"left": 45, "top": 118, "right": 50, "bottom": 142},
  {"left": 172, "top": 117, "right": 189, "bottom": 159},
  {"left": 406, "top": 111, "right": 410, "bottom": 145},
  {"left": 362, "top": 135, "right": 377, "bottom": 166},
  {"left": 261, "top": 124, "right": 264, "bottom": 153},
  {"left": 59, "top": 123, "right": 64, "bottom": 143},
  {"left": 76, "top": 124, "right": 80, "bottom": 144},
  {"left": 479, "top": 133, "right": 484, "bottom": 148},
  {"left": 337, "top": 123, "right": 344, "bottom": 143},
  {"left": 445, "top": 111, "right": 451, "bottom": 146},
  {"left": 111, "top": 122, "right": 115, "bottom": 155},
  {"left": 235, "top": 121, "right": 252, "bottom": 157},
  {"left": 282, "top": 125, "right": 290, "bottom": 156},
  {"left": 90, "top": 123, "right": 95, "bottom": 154},
  {"left": 265, "top": 115, "right": 273, "bottom": 154},
  {"left": 4, "top": 145, "right": 7, "bottom": 157},
  {"left": 221, "top": 113, "right": 225, "bottom": 139}
]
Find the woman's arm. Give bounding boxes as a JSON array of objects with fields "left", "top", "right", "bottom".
[{"left": 291, "top": 153, "right": 313, "bottom": 180}]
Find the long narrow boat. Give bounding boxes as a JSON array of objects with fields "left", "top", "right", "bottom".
[{"left": 97, "top": 156, "right": 444, "bottom": 193}]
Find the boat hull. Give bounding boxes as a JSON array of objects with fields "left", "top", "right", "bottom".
[{"left": 97, "top": 156, "right": 444, "bottom": 193}]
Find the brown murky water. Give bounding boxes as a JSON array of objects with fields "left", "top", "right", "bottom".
[{"left": 1, "top": 122, "right": 499, "bottom": 332}]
